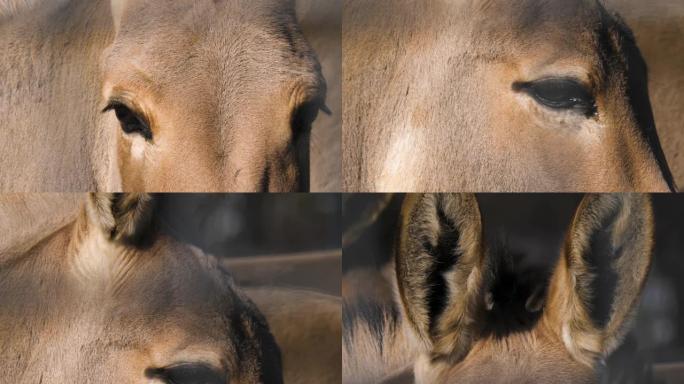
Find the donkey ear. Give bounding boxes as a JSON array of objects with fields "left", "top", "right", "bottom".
[
  {"left": 86, "top": 193, "right": 157, "bottom": 247},
  {"left": 395, "top": 194, "right": 487, "bottom": 362},
  {"left": 546, "top": 194, "right": 654, "bottom": 366}
]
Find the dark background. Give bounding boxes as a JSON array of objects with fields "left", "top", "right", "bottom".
[
  {"left": 157, "top": 194, "right": 341, "bottom": 257},
  {"left": 343, "top": 194, "right": 684, "bottom": 384},
  {"left": 154, "top": 194, "right": 342, "bottom": 296}
]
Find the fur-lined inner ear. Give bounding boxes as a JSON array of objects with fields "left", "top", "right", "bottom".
[
  {"left": 545, "top": 194, "right": 654, "bottom": 367},
  {"left": 86, "top": 193, "right": 157, "bottom": 247},
  {"left": 395, "top": 194, "right": 487, "bottom": 362}
]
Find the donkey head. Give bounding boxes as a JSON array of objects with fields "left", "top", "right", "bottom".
[
  {"left": 1, "top": 194, "right": 283, "bottom": 383},
  {"left": 396, "top": 193, "right": 653, "bottom": 383}
]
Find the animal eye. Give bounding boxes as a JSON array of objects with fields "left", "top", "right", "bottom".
[
  {"left": 145, "top": 363, "right": 226, "bottom": 384},
  {"left": 514, "top": 78, "right": 596, "bottom": 116},
  {"left": 103, "top": 102, "right": 153, "bottom": 141},
  {"left": 292, "top": 100, "right": 324, "bottom": 135}
]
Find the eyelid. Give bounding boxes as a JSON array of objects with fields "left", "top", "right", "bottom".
[
  {"left": 145, "top": 363, "right": 226, "bottom": 383},
  {"left": 102, "top": 96, "right": 153, "bottom": 126},
  {"left": 512, "top": 77, "right": 592, "bottom": 94},
  {"left": 102, "top": 96, "right": 140, "bottom": 114},
  {"left": 513, "top": 77, "right": 597, "bottom": 117}
]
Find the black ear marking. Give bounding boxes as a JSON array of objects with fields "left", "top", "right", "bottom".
[
  {"left": 423, "top": 207, "right": 464, "bottom": 334},
  {"left": 547, "top": 194, "right": 654, "bottom": 363},
  {"left": 395, "top": 194, "right": 486, "bottom": 360}
]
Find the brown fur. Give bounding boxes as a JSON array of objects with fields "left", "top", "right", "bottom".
[
  {"left": 603, "top": 0, "right": 684, "bottom": 188},
  {"left": 246, "top": 288, "right": 342, "bottom": 384},
  {"left": 343, "top": 194, "right": 654, "bottom": 383},
  {"left": 0, "top": 194, "right": 285, "bottom": 383},
  {"left": 0, "top": 0, "right": 335, "bottom": 192},
  {"left": 343, "top": 0, "right": 674, "bottom": 192},
  {"left": 297, "top": 0, "right": 342, "bottom": 192}
]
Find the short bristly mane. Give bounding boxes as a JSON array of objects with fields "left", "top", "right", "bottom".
[{"left": 0, "top": 194, "right": 84, "bottom": 259}]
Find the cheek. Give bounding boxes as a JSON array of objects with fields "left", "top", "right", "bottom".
[
  {"left": 376, "top": 126, "right": 426, "bottom": 191},
  {"left": 116, "top": 134, "right": 147, "bottom": 189},
  {"left": 128, "top": 136, "right": 148, "bottom": 161}
]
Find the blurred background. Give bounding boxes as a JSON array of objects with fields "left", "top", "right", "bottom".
[
  {"left": 156, "top": 194, "right": 341, "bottom": 296},
  {"left": 298, "top": 0, "right": 342, "bottom": 192},
  {"left": 343, "top": 194, "right": 684, "bottom": 384},
  {"left": 604, "top": 0, "right": 684, "bottom": 188}
]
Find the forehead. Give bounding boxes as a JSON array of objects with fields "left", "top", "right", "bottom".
[
  {"left": 103, "top": 0, "right": 320, "bottom": 109},
  {"left": 106, "top": 0, "right": 304, "bottom": 86},
  {"left": 113, "top": 239, "right": 234, "bottom": 315},
  {"left": 89, "top": 240, "right": 267, "bottom": 370},
  {"left": 114, "top": 0, "right": 297, "bottom": 49},
  {"left": 117, "top": 0, "right": 294, "bottom": 29},
  {"left": 435, "top": 334, "right": 594, "bottom": 384},
  {"left": 475, "top": 0, "right": 602, "bottom": 31},
  {"left": 469, "top": 0, "right": 606, "bottom": 57}
]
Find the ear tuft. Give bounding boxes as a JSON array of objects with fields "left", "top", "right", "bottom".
[
  {"left": 87, "top": 193, "right": 157, "bottom": 247},
  {"left": 396, "top": 194, "right": 487, "bottom": 362},
  {"left": 546, "top": 194, "right": 654, "bottom": 366}
]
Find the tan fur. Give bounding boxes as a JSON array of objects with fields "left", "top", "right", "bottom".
[
  {"left": 343, "top": 194, "right": 654, "bottom": 383},
  {"left": 246, "top": 288, "right": 342, "bottom": 384},
  {"left": 0, "top": 194, "right": 283, "bottom": 383},
  {"left": 343, "top": 0, "right": 674, "bottom": 192},
  {"left": 297, "top": 0, "right": 342, "bottom": 192},
  {"left": 0, "top": 194, "right": 82, "bottom": 257},
  {"left": 544, "top": 194, "right": 654, "bottom": 367},
  {"left": 342, "top": 265, "right": 420, "bottom": 384},
  {"left": 397, "top": 194, "right": 486, "bottom": 360},
  {"left": 0, "top": 0, "right": 335, "bottom": 192},
  {"left": 603, "top": 0, "right": 684, "bottom": 188}
]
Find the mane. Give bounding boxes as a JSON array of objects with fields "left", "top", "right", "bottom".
[{"left": 0, "top": 194, "right": 84, "bottom": 259}]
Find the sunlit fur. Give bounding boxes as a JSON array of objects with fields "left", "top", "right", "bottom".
[
  {"left": 343, "top": 194, "right": 654, "bottom": 383},
  {"left": 0, "top": 0, "right": 330, "bottom": 192},
  {"left": 603, "top": 0, "right": 684, "bottom": 188},
  {"left": 0, "top": 194, "right": 283, "bottom": 383},
  {"left": 343, "top": 0, "right": 675, "bottom": 192}
]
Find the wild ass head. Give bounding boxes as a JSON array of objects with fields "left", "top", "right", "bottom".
[
  {"left": 102, "top": 0, "right": 326, "bottom": 191},
  {"left": 343, "top": 0, "right": 674, "bottom": 192},
  {"left": 388, "top": 193, "right": 653, "bottom": 383},
  {"left": 0, "top": 193, "right": 282, "bottom": 383}
]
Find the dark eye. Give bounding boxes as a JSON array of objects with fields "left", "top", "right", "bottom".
[
  {"left": 145, "top": 363, "right": 226, "bottom": 384},
  {"left": 514, "top": 78, "right": 596, "bottom": 116},
  {"left": 103, "top": 102, "right": 153, "bottom": 141},
  {"left": 291, "top": 100, "right": 324, "bottom": 138}
]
